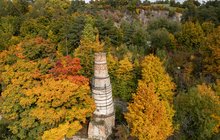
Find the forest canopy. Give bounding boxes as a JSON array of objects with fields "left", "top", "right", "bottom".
[{"left": 0, "top": 0, "right": 219, "bottom": 139}]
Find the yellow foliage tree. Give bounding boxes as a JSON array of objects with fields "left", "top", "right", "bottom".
[
  {"left": 202, "top": 26, "right": 220, "bottom": 79},
  {"left": 0, "top": 59, "right": 95, "bottom": 140},
  {"left": 125, "top": 83, "right": 174, "bottom": 140},
  {"left": 42, "top": 121, "right": 82, "bottom": 140},
  {"left": 177, "top": 21, "right": 204, "bottom": 49},
  {"left": 29, "top": 78, "right": 95, "bottom": 140},
  {"left": 141, "top": 54, "right": 175, "bottom": 102},
  {"left": 113, "top": 55, "right": 136, "bottom": 101},
  {"left": 106, "top": 53, "right": 118, "bottom": 77},
  {"left": 125, "top": 54, "right": 175, "bottom": 139},
  {"left": 115, "top": 56, "right": 133, "bottom": 80}
]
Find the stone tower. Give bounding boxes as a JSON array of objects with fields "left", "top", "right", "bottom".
[{"left": 88, "top": 52, "right": 115, "bottom": 140}]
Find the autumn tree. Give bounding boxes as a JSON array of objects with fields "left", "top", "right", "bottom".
[
  {"left": 201, "top": 25, "right": 220, "bottom": 80},
  {"left": 177, "top": 21, "right": 204, "bottom": 50},
  {"left": 125, "top": 54, "right": 175, "bottom": 139},
  {"left": 201, "top": 21, "right": 215, "bottom": 35},
  {"left": 0, "top": 57, "right": 95, "bottom": 140},
  {"left": 74, "top": 16, "right": 103, "bottom": 78},
  {"left": 0, "top": 38, "right": 54, "bottom": 84},
  {"left": 0, "top": 43, "right": 24, "bottom": 73},
  {"left": 20, "top": 17, "right": 49, "bottom": 38},
  {"left": 125, "top": 83, "right": 174, "bottom": 140},
  {"left": 21, "top": 37, "right": 56, "bottom": 61},
  {"left": 140, "top": 54, "right": 175, "bottom": 102},
  {"left": 106, "top": 52, "right": 139, "bottom": 101},
  {"left": 113, "top": 55, "right": 136, "bottom": 101},
  {"left": 174, "top": 83, "right": 220, "bottom": 139},
  {"left": 49, "top": 56, "right": 88, "bottom": 84},
  {"left": 0, "top": 16, "right": 21, "bottom": 50},
  {"left": 106, "top": 52, "right": 118, "bottom": 78}
]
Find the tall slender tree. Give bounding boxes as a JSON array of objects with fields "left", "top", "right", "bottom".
[{"left": 125, "top": 54, "right": 175, "bottom": 140}]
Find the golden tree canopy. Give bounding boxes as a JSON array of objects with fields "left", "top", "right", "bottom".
[
  {"left": 125, "top": 83, "right": 174, "bottom": 140},
  {"left": 0, "top": 57, "right": 95, "bottom": 140},
  {"left": 141, "top": 54, "right": 175, "bottom": 102},
  {"left": 125, "top": 54, "right": 175, "bottom": 140}
]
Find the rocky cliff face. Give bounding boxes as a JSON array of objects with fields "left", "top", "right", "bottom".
[
  {"left": 98, "top": 9, "right": 182, "bottom": 27},
  {"left": 138, "top": 9, "right": 182, "bottom": 24}
]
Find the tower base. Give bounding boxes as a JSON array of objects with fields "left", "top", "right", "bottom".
[{"left": 88, "top": 113, "right": 115, "bottom": 140}]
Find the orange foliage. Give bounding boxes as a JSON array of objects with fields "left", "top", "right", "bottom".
[
  {"left": 50, "top": 56, "right": 89, "bottom": 84},
  {"left": 0, "top": 57, "right": 95, "bottom": 139},
  {"left": 50, "top": 56, "right": 82, "bottom": 76}
]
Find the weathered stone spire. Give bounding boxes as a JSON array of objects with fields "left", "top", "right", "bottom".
[{"left": 88, "top": 52, "right": 115, "bottom": 140}]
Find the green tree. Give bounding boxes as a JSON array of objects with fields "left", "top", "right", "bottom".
[
  {"left": 0, "top": 0, "right": 8, "bottom": 16},
  {"left": 121, "top": 21, "right": 148, "bottom": 55},
  {"left": 113, "top": 55, "right": 136, "bottom": 101},
  {"left": 181, "top": 0, "right": 199, "bottom": 22},
  {"left": 147, "top": 18, "right": 180, "bottom": 52},
  {"left": 0, "top": 119, "right": 14, "bottom": 139},
  {"left": 127, "top": 0, "right": 141, "bottom": 12},
  {"left": 68, "top": 0, "right": 86, "bottom": 13},
  {"left": 174, "top": 83, "right": 220, "bottom": 139},
  {"left": 28, "top": 0, "right": 70, "bottom": 19},
  {"left": 177, "top": 21, "right": 204, "bottom": 50},
  {"left": 0, "top": 0, "right": 29, "bottom": 16},
  {"left": 74, "top": 16, "right": 103, "bottom": 78},
  {"left": 184, "top": 1, "right": 220, "bottom": 25},
  {"left": 11, "top": 0, "right": 29, "bottom": 15},
  {"left": 147, "top": 18, "right": 181, "bottom": 34},
  {"left": 20, "top": 18, "right": 41, "bottom": 38},
  {"left": 150, "top": 28, "right": 170, "bottom": 52},
  {"left": 21, "top": 37, "right": 56, "bottom": 61},
  {"left": 56, "top": 14, "right": 86, "bottom": 55},
  {"left": 95, "top": 16, "right": 121, "bottom": 46},
  {"left": 0, "top": 16, "right": 21, "bottom": 50}
]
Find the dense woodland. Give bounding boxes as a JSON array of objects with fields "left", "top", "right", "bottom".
[{"left": 0, "top": 0, "right": 219, "bottom": 140}]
